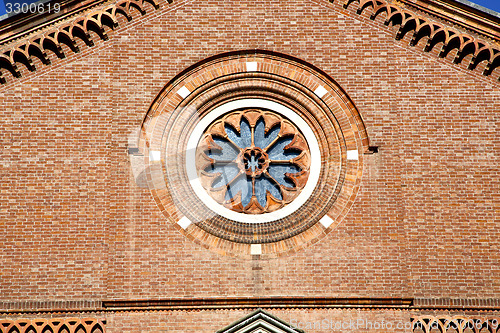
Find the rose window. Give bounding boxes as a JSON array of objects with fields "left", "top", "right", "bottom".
[
  {"left": 146, "top": 52, "right": 364, "bottom": 254},
  {"left": 195, "top": 109, "right": 311, "bottom": 214}
]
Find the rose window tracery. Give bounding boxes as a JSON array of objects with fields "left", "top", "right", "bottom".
[
  {"left": 195, "top": 109, "right": 311, "bottom": 214},
  {"left": 144, "top": 52, "right": 366, "bottom": 255}
]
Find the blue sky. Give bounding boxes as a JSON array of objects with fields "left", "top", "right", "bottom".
[
  {"left": 0, "top": 2, "right": 6, "bottom": 17},
  {"left": 468, "top": 0, "right": 500, "bottom": 13},
  {"left": 0, "top": 0, "right": 500, "bottom": 21}
]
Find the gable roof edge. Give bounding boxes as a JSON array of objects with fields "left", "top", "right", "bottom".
[
  {"left": 0, "top": 0, "right": 499, "bottom": 85},
  {"left": 0, "top": 0, "right": 163, "bottom": 84},
  {"left": 397, "top": 0, "right": 500, "bottom": 42},
  {"left": 334, "top": 0, "right": 500, "bottom": 82}
]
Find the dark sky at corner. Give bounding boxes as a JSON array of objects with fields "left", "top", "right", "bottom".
[{"left": 0, "top": 0, "right": 499, "bottom": 23}]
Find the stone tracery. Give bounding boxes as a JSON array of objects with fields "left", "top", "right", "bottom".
[{"left": 196, "top": 108, "right": 310, "bottom": 214}]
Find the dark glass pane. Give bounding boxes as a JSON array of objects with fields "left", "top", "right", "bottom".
[
  {"left": 225, "top": 118, "right": 251, "bottom": 149},
  {"left": 225, "top": 174, "right": 252, "bottom": 206}
]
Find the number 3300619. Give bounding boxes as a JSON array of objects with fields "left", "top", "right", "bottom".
[{"left": 6, "top": 2, "right": 61, "bottom": 15}]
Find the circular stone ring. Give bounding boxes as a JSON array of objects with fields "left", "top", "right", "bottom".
[{"left": 138, "top": 51, "right": 369, "bottom": 258}]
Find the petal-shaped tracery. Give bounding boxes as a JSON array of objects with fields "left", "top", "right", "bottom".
[
  {"left": 267, "top": 137, "right": 299, "bottom": 160},
  {"left": 196, "top": 108, "right": 311, "bottom": 214},
  {"left": 267, "top": 164, "right": 300, "bottom": 188},
  {"left": 207, "top": 137, "right": 240, "bottom": 161},
  {"left": 206, "top": 163, "right": 240, "bottom": 188},
  {"left": 254, "top": 118, "right": 280, "bottom": 149}
]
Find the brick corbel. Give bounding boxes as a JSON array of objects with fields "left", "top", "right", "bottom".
[
  {"left": 0, "top": 0, "right": 163, "bottom": 84},
  {"left": 330, "top": 0, "right": 500, "bottom": 81}
]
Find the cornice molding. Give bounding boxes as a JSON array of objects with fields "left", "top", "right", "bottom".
[
  {"left": 331, "top": 0, "right": 500, "bottom": 81},
  {"left": 101, "top": 297, "right": 415, "bottom": 310},
  {"left": 396, "top": 0, "right": 500, "bottom": 42},
  {"left": 0, "top": 0, "right": 108, "bottom": 45},
  {"left": 413, "top": 298, "right": 500, "bottom": 310},
  {"left": 0, "top": 0, "right": 163, "bottom": 84},
  {"left": 1, "top": 298, "right": 500, "bottom": 315},
  {"left": 0, "top": 297, "right": 413, "bottom": 314}
]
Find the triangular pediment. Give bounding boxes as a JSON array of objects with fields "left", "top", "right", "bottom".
[
  {"left": 216, "top": 309, "right": 305, "bottom": 333},
  {"left": 0, "top": 0, "right": 499, "bottom": 85}
]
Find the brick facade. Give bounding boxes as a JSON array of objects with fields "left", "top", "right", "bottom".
[{"left": 0, "top": 0, "right": 498, "bottom": 331}]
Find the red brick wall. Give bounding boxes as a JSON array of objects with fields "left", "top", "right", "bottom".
[{"left": 1, "top": 0, "right": 498, "bottom": 308}]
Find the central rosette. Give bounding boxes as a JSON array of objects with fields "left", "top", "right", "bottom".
[
  {"left": 239, "top": 147, "right": 269, "bottom": 177},
  {"left": 195, "top": 108, "right": 311, "bottom": 214}
]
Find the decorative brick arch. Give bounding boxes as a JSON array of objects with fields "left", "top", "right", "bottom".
[
  {"left": 0, "top": 318, "right": 105, "bottom": 333},
  {"left": 334, "top": 0, "right": 500, "bottom": 80},
  {"left": 0, "top": 0, "right": 162, "bottom": 83},
  {"left": 1, "top": 0, "right": 499, "bottom": 83}
]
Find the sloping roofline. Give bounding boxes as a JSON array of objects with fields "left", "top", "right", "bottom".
[
  {"left": 1, "top": 0, "right": 497, "bottom": 44},
  {"left": 0, "top": 0, "right": 499, "bottom": 85},
  {"left": 397, "top": 0, "right": 500, "bottom": 42},
  {"left": 0, "top": 0, "right": 104, "bottom": 45}
]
